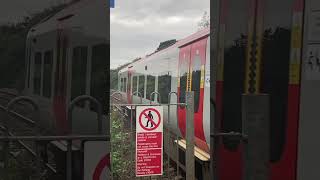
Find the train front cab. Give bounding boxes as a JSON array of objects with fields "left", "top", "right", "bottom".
[{"left": 212, "top": 0, "right": 320, "bottom": 179}]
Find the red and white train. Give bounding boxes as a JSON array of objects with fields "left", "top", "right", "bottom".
[
  {"left": 118, "top": 28, "right": 211, "bottom": 164},
  {"left": 24, "top": 0, "right": 109, "bottom": 135},
  {"left": 213, "top": 0, "right": 320, "bottom": 180},
  {"left": 23, "top": 0, "right": 109, "bottom": 178}
]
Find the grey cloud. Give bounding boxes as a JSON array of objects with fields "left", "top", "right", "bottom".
[{"left": 111, "top": 0, "right": 209, "bottom": 69}]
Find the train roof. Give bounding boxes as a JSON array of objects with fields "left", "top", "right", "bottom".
[
  {"left": 119, "top": 27, "right": 210, "bottom": 73},
  {"left": 27, "top": 0, "right": 109, "bottom": 40}
]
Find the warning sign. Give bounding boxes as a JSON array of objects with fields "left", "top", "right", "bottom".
[
  {"left": 136, "top": 106, "right": 163, "bottom": 177},
  {"left": 305, "top": 44, "right": 320, "bottom": 80},
  {"left": 84, "top": 141, "right": 110, "bottom": 180}
]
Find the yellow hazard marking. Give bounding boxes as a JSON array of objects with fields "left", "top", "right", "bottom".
[
  {"left": 188, "top": 69, "right": 192, "bottom": 91},
  {"left": 245, "top": 22, "right": 254, "bottom": 93},
  {"left": 289, "top": 63, "right": 301, "bottom": 85},
  {"left": 292, "top": 25, "right": 302, "bottom": 49},
  {"left": 200, "top": 65, "right": 205, "bottom": 88},
  {"left": 288, "top": 13, "right": 303, "bottom": 85}
]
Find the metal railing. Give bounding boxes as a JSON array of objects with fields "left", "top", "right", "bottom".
[{"left": 0, "top": 94, "right": 110, "bottom": 180}]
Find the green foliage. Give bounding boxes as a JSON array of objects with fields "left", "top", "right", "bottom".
[
  {"left": 111, "top": 111, "right": 134, "bottom": 179},
  {"left": 0, "top": 4, "right": 65, "bottom": 90},
  {"left": 198, "top": 11, "right": 210, "bottom": 30}
]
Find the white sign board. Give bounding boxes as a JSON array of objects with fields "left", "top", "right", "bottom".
[
  {"left": 84, "top": 141, "right": 110, "bottom": 180},
  {"left": 308, "top": 11, "right": 320, "bottom": 42},
  {"left": 305, "top": 44, "right": 320, "bottom": 80},
  {"left": 305, "top": 10, "right": 320, "bottom": 80},
  {"left": 136, "top": 106, "right": 163, "bottom": 177}
]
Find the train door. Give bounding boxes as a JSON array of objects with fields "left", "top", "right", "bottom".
[
  {"left": 214, "top": 0, "right": 304, "bottom": 180},
  {"left": 53, "top": 29, "right": 69, "bottom": 134},
  {"left": 297, "top": 0, "right": 320, "bottom": 179},
  {"left": 178, "top": 37, "right": 209, "bottom": 152}
]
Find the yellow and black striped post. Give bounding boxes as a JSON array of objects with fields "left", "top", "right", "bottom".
[{"left": 245, "top": 0, "right": 264, "bottom": 94}]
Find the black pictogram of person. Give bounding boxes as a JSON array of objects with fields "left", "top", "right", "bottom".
[
  {"left": 308, "top": 51, "right": 314, "bottom": 70},
  {"left": 145, "top": 111, "right": 154, "bottom": 128},
  {"left": 316, "top": 54, "right": 320, "bottom": 72}
]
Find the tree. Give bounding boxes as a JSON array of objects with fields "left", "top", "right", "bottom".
[{"left": 198, "top": 11, "right": 210, "bottom": 30}]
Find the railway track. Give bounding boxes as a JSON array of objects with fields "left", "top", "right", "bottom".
[{"left": 0, "top": 89, "right": 57, "bottom": 178}]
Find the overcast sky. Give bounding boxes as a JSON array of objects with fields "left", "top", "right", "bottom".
[{"left": 110, "top": 0, "right": 210, "bottom": 69}]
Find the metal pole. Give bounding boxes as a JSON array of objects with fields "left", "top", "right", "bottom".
[
  {"left": 186, "top": 92, "right": 195, "bottom": 180},
  {"left": 130, "top": 105, "right": 133, "bottom": 178},
  {"left": 242, "top": 94, "right": 270, "bottom": 180},
  {"left": 68, "top": 95, "right": 103, "bottom": 180},
  {"left": 167, "top": 92, "right": 177, "bottom": 178},
  {"left": 66, "top": 140, "right": 72, "bottom": 180}
]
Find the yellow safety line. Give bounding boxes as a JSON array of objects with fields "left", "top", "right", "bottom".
[{"left": 174, "top": 139, "right": 210, "bottom": 162}]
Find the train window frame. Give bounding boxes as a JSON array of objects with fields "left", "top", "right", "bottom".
[
  {"left": 179, "top": 58, "right": 190, "bottom": 108},
  {"left": 90, "top": 43, "right": 108, "bottom": 112},
  {"left": 33, "top": 52, "right": 42, "bottom": 95},
  {"left": 158, "top": 72, "right": 172, "bottom": 104},
  {"left": 43, "top": 50, "right": 53, "bottom": 98},
  {"left": 191, "top": 54, "right": 202, "bottom": 113},
  {"left": 71, "top": 46, "right": 88, "bottom": 103},
  {"left": 132, "top": 76, "right": 138, "bottom": 95},
  {"left": 123, "top": 77, "right": 127, "bottom": 93},
  {"left": 146, "top": 75, "right": 156, "bottom": 100},
  {"left": 138, "top": 75, "right": 145, "bottom": 98}
]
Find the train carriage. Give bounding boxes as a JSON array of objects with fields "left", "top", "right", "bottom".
[
  {"left": 24, "top": 0, "right": 109, "bottom": 135},
  {"left": 118, "top": 27, "right": 211, "bottom": 178}
]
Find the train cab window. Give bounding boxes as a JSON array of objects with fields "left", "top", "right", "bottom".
[
  {"left": 138, "top": 75, "right": 145, "bottom": 97},
  {"left": 191, "top": 55, "right": 201, "bottom": 113},
  {"left": 132, "top": 76, "right": 138, "bottom": 95},
  {"left": 33, "top": 52, "right": 42, "bottom": 95},
  {"left": 146, "top": 75, "right": 155, "bottom": 100},
  {"left": 71, "top": 46, "right": 87, "bottom": 104},
  {"left": 43, "top": 50, "right": 53, "bottom": 98},
  {"left": 179, "top": 59, "right": 189, "bottom": 108},
  {"left": 158, "top": 73, "right": 171, "bottom": 103},
  {"left": 91, "top": 44, "right": 108, "bottom": 112}
]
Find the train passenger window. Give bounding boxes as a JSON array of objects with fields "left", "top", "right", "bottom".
[
  {"left": 71, "top": 47, "right": 87, "bottom": 104},
  {"left": 33, "top": 52, "right": 42, "bottom": 95},
  {"left": 158, "top": 73, "right": 171, "bottom": 103},
  {"left": 132, "top": 76, "right": 138, "bottom": 95},
  {"left": 120, "top": 78, "right": 123, "bottom": 91},
  {"left": 179, "top": 59, "right": 189, "bottom": 108},
  {"left": 43, "top": 51, "right": 53, "bottom": 98},
  {"left": 138, "top": 75, "right": 145, "bottom": 97},
  {"left": 146, "top": 75, "right": 155, "bottom": 100},
  {"left": 123, "top": 78, "right": 127, "bottom": 92},
  {"left": 191, "top": 55, "right": 201, "bottom": 113},
  {"left": 91, "top": 44, "right": 109, "bottom": 112},
  {"left": 260, "top": 0, "right": 293, "bottom": 162}
]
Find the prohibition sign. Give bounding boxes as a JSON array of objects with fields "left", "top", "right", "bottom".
[
  {"left": 139, "top": 108, "right": 161, "bottom": 131},
  {"left": 92, "top": 153, "right": 110, "bottom": 180}
]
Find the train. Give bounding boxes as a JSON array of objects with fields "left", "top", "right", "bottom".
[
  {"left": 118, "top": 27, "right": 211, "bottom": 178},
  {"left": 212, "top": 0, "right": 320, "bottom": 180},
  {"left": 22, "top": 0, "right": 109, "bottom": 178}
]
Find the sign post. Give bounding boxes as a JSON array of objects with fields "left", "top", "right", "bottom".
[{"left": 136, "top": 106, "right": 163, "bottom": 177}]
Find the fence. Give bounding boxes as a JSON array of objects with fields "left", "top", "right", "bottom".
[
  {"left": 0, "top": 94, "right": 110, "bottom": 180},
  {"left": 110, "top": 91, "right": 197, "bottom": 180}
]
